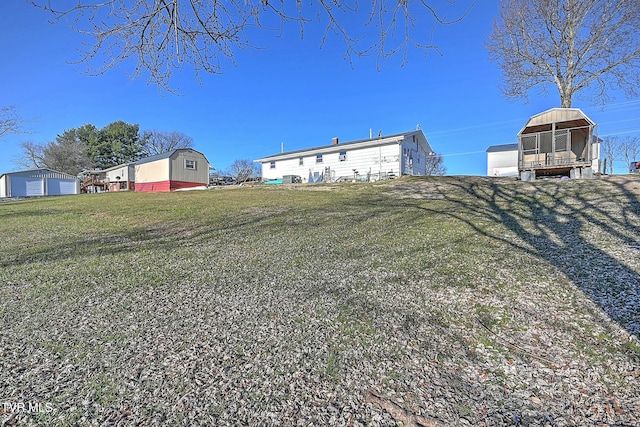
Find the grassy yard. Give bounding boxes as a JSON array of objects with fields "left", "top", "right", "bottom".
[{"left": 1, "top": 176, "right": 639, "bottom": 426}]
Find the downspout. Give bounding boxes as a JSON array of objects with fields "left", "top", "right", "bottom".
[
  {"left": 398, "top": 139, "right": 403, "bottom": 176},
  {"left": 518, "top": 135, "right": 522, "bottom": 171},
  {"left": 551, "top": 121, "right": 556, "bottom": 166}
]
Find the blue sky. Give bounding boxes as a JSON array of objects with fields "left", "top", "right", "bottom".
[{"left": 2, "top": 1, "right": 639, "bottom": 176}]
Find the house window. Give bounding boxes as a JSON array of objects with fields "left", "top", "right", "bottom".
[
  {"left": 299, "top": 157, "right": 304, "bottom": 166},
  {"left": 185, "top": 159, "right": 197, "bottom": 170},
  {"left": 270, "top": 161, "right": 276, "bottom": 169},
  {"left": 316, "top": 154, "right": 323, "bottom": 164},
  {"left": 339, "top": 151, "right": 347, "bottom": 161}
]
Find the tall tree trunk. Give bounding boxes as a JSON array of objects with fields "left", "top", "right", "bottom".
[{"left": 560, "top": 90, "right": 572, "bottom": 108}]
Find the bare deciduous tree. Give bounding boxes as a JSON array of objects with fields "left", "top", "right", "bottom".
[
  {"left": 228, "top": 159, "right": 259, "bottom": 184},
  {"left": 17, "top": 137, "right": 93, "bottom": 176},
  {"left": 424, "top": 152, "right": 446, "bottom": 176},
  {"left": 600, "top": 137, "right": 620, "bottom": 175},
  {"left": 1, "top": 106, "right": 28, "bottom": 138},
  {"left": 142, "top": 130, "right": 194, "bottom": 156},
  {"left": 487, "top": 0, "right": 640, "bottom": 107},
  {"left": 617, "top": 135, "right": 640, "bottom": 171},
  {"left": 30, "top": 0, "right": 475, "bottom": 92},
  {"left": 16, "top": 141, "right": 46, "bottom": 169}
]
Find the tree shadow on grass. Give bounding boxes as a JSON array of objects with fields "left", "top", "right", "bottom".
[
  {"left": 392, "top": 176, "right": 640, "bottom": 338},
  {"left": 0, "top": 212, "right": 276, "bottom": 269}
]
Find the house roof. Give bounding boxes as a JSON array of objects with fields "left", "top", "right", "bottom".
[
  {"left": 135, "top": 148, "right": 209, "bottom": 165},
  {"left": 100, "top": 163, "right": 134, "bottom": 173},
  {"left": 83, "top": 163, "right": 134, "bottom": 175},
  {"left": 255, "top": 130, "right": 428, "bottom": 162},
  {"left": 486, "top": 143, "right": 518, "bottom": 153}
]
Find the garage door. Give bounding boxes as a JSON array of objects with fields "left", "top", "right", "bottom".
[
  {"left": 11, "top": 176, "right": 44, "bottom": 197},
  {"left": 48, "top": 178, "right": 77, "bottom": 195}
]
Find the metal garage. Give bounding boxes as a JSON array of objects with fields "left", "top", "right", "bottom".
[{"left": 0, "top": 169, "right": 80, "bottom": 197}]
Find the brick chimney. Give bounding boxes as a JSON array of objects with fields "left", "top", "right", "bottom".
[{"left": 332, "top": 137, "right": 339, "bottom": 145}]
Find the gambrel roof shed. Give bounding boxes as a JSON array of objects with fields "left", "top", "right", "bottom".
[
  {"left": 134, "top": 148, "right": 210, "bottom": 192},
  {"left": 518, "top": 108, "right": 595, "bottom": 136},
  {"left": 517, "top": 108, "right": 599, "bottom": 180}
]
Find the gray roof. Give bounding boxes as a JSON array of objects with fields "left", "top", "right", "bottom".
[
  {"left": 135, "top": 148, "right": 208, "bottom": 165},
  {"left": 0, "top": 168, "right": 79, "bottom": 180},
  {"left": 255, "top": 130, "right": 425, "bottom": 162},
  {"left": 486, "top": 143, "right": 518, "bottom": 153}
]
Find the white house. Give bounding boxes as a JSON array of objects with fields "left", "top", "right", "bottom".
[
  {"left": 104, "top": 163, "right": 136, "bottom": 191},
  {"left": 0, "top": 169, "right": 80, "bottom": 197},
  {"left": 82, "top": 163, "right": 136, "bottom": 192},
  {"left": 255, "top": 130, "right": 435, "bottom": 183},
  {"left": 486, "top": 143, "right": 519, "bottom": 177}
]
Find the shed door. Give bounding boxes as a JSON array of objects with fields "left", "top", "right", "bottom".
[
  {"left": 48, "top": 178, "right": 77, "bottom": 195},
  {"left": 11, "top": 176, "right": 44, "bottom": 197}
]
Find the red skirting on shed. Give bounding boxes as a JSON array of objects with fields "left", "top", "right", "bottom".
[
  {"left": 170, "top": 180, "right": 206, "bottom": 191},
  {"left": 135, "top": 180, "right": 170, "bottom": 192},
  {"left": 135, "top": 180, "right": 205, "bottom": 193}
]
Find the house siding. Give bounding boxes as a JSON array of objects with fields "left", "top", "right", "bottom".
[
  {"left": 258, "top": 131, "right": 433, "bottom": 182},
  {"left": 261, "top": 144, "right": 401, "bottom": 181},
  {"left": 169, "top": 152, "right": 209, "bottom": 184},
  {"left": 105, "top": 165, "right": 135, "bottom": 191},
  {"left": 487, "top": 150, "right": 519, "bottom": 176},
  {"left": 399, "top": 134, "right": 432, "bottom": 176},
  {"left": 0, "top": 175, "right": 6, "bottom": 197},
  {"left": 136, "top": 160, "right": 169, "bottom": 184},
  {"left": 135, "top": 149, "right": 210, "bottom": 192},
  {"left": 105, "top": 165, "right": 134, "bottom": 182}
]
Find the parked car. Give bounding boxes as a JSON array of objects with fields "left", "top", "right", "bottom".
[{"left": 209, "top": 175, "right": 236, "bottom": 186}]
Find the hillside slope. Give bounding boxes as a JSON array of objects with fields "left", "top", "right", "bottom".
[{"left": 1, "top": 176, "right": 639, "bottom": 426}]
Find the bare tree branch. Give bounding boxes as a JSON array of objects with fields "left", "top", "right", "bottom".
[
  {"left": 30, "top": 0, "right": 476, "bottom": 92},
  {"left": 16, "top": 136, "right": 93, "bottom": 176},
  {"left": 15, "top": 141, "right": 46, "bottom": 170},
  {"left": 424, "top": 152, "right": 446, "bottom": 176},
  {"left": 141, "top": 130, "right": 194, "bottom": 156},
  {"left": 601, "top": 136, "right": 620, "bottom": 175},
  {"left": 0, "top": 106, "right": 29, "bottom": 139},
  {"left": 228, "top": 158, "right": 259, "bottom": 183},
  {"left": 617, "top": 135, "right": 640, "bottom": 171},
  {"left": 487, "top": 0, "right": 640, "bottom": 108}
]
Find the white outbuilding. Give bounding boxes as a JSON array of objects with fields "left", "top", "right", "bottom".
[
  {"left": 255, "top": 130, "right": 435, "bottom": 183},
  {"left": 486, "top": 143, "right": 519, "bottom": 177},
  {"left": 0, "top": 169, "right": 80, "bottom": 197}
]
